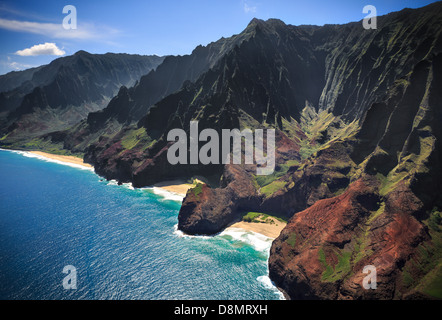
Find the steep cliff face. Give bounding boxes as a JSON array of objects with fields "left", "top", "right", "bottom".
[
  {"left": 269, "top": 178, "right": 429, "bottom": 299},
  {"left": 269, "top": 52, "right": 442, "bottom": 300},
  {"left": 316, "top": 5, "right": 442, "bottom": 120},
  {"left": 0, "top": 66, "right": 43, "bottom": 94},
  {"left": 0, "top": 66, "right": 44, "bottom": 118},
  {"left": 51, "top": 26, "right": 266, "bottom": 154}
]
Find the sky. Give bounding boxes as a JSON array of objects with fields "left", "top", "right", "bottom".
[{"left": 0, "top": 0, "right": 438, "bottom": 75}]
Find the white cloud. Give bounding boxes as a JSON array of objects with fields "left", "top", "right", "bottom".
[
  {"left": 243, "top": 1, "right": 257, "bottom": 13},
  {"left": 15, "top": 43, "right": 66, "bottom": 56},
  {"left": 0, "top": 18, "right": 119, "bottom": 40},
  {"left": 2, "top": 57, "right": 35, "bottom": 71},
  {"left": 7, "top": 61, "right": 35, "bottom": 70}
]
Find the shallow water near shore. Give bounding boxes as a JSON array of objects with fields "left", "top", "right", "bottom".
[{"left": 0, "top": 149, "right": 283, "bottom": 300}]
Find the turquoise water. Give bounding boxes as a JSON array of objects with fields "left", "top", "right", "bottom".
[{"left": 0, "top": 149, "right": 282, "bottom": 300}]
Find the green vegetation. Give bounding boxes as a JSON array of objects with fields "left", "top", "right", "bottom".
[
  {"left": 400, "top": 208, "right": 442, "bottom": 298},
  {"left": 242, "top": 211, "right": 262, "bottom": 222},
  {"left": 238, "top": 110, "right": 262, "bottom": 131},
  {"left": 190, "top": 183, "right": 204, "bottom": 199},
  {"left": 352, "top": 235, "right": 373, "bottom": 266},
  {"left": 121, "top": 127, "right": 151, "bottom": 150},
  {"left": 367, "top": 202, "right": 385, "bottom": 225},
  {"left": 317, "top": 203, "right": 386, "bottom": 283},
  {"left": 280, "top": 116, "right": 301, "bottom": 142},
  {"left": 191, "top": 87, "right": 203, "bottom": 105},
  {"left": 299, "top": 142, "right": 319, "bottom": 161},
  {"left": 241, "top": 211, "right": 287, "bottom": 224},
  {"left": 318, "top": 247, "right": 352, "bottom": 282},
  {"left": 402, "top": 270, "right": 415, "bottom": 288},
  {"left": 419, "top": 264, "right": 442, "bottom": 299},
  {"left": 285, "top": 106, "right": 360, "bottom": 161},
  {"left": 373, "top": 132, "right": 435, "bottom": 197},
  {"left": 3, "top": 137, "right": 84, "bottom": 158},
  {"left": 428, "top": 208, "right": 442, "bottom": 232},
  {"left": 255, "top": 160, "right": 298, "bottom": 188},
  {"left": 376, "top": 170, "right": 408, "bottom": 197},
  {"left": 351, "top": 203, "right": 385, "bottom": 265},
  {"left": 286, "top": 233, "right": 297, "bottom": 247},
  {"left": 318, "top": 248, "right": 334, "bottom": 280},
  {"left": 260, "top": 180, "right": 286, "bottom": 197}
]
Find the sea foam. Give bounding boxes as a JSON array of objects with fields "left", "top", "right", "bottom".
[
  {"left": 218, "top": 227, "right": 285, "bottom": 299},
  {"left": 173, "top": 223, "right": 285, "bottom": 299},
  {"left": 172, "top": 224, "right": 215, "bottom": 239},
  {"left": 219, "top": 227, "right": 273, "bottom": 253},
  {"left": 146, "top": 187, "right": 185, "bottom": 203},
  {"left": 257, "top": 275, "right": 285, "bottom": 300}
]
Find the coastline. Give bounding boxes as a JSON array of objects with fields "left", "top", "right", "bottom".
[
  {"left": 28, "top": 151, "right": 93, "bottom": 169},
  {"left": 153, "top": 180, "right": 195, "bottom": 198},
  {"left": 4, "top": 148, "right": 285, "bottom": 240},
  {"left": 2, "top": 147, "right": 286, "bottom": 299},
  {"left": 1, "top": 148, "right": 284, "bottom": 300}
]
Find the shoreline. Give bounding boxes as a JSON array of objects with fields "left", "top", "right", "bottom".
[
  {"left": 226, "top": 220, "right": 286, "bottom": 239},
  {"left": 28, "top": 151, "right": 93, "bottom": 169},
  {"left": 153, "top": 180, "right": 195, "bottom": 198},
  {"left": 4, "top": 148, "right": 285, "bottom": 239}
]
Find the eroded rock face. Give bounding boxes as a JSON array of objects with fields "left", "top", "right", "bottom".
[
  {"left": 269, "top": 179, "right": 430, "bottom": 300},
  {"left": 178, "top": 164, "right": 259, "bottom": 235},
  {"left": 266, "top": 51, "right": 442, "bottom": 300}
]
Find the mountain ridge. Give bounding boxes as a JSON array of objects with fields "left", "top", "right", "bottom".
[{"left": 0, "top": 51, "right": 164, "bottom": 150}]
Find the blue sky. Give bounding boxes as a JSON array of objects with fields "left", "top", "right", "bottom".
[{"left": 0, "top": 0, "right": 438, "bottom": 75}]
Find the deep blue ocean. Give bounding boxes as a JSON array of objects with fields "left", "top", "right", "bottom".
[{"left": 0, "top": 149, "right": 282, "bottom": 300}]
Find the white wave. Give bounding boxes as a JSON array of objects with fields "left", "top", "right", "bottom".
[
  {"left": 144, "top": 187, "right": 184, "bottom": 203},
  {"left": 0, "top": 148, "right": 94, "bottom": 171},
  {"left": 106, "top": 179, "right": 119, "bottom": 186},
  {"left": 218, "top": 227, "right": 287, "bottom": 299},
  {"left": 172, "top": 224, "right": 214, "bottom": 239},
  {"left": 171, "top": 221, "right": 286, "bottom": 300},
  {"left": 172, "top": 224, "right": 273, "bottom": 253},
  {"left": 104, "top": 180, "right": 136, "bottom": 191},
  {"left": 219, "top": 227, "right": 273, "bottom": 253},
  {"left": 257, "top": 275, "right": 286, "bottom": 300},
  {"left": 122, "top": 183, "right": 135, "bottom": 190}
]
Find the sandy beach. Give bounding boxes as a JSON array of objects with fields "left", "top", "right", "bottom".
[
  {"left": 153, "top": 180, "right": 195, "bottom": 197},
  {"left": 153, "top": 178, "right": 206, "bottom": 197},
  {"left": 29, "top": 151, "right": 93, "bottom": 169},
  {"left": 228, "top": 219, "right": 287, "bottom": 239},
  {"left": 22, "top": 150, "right": 286, "bottom": 238},
  {"left": 27, "top": 151, "right": 195, "bottom": 197}
]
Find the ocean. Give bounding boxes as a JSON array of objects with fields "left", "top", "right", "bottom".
[{"left": 0, "top": 149, "right": 283, "bottom": 300}]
